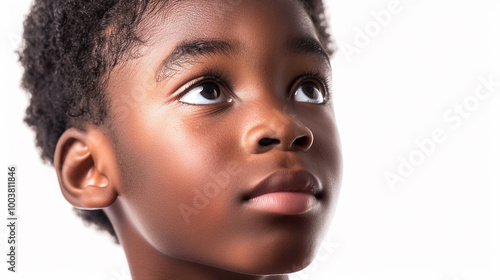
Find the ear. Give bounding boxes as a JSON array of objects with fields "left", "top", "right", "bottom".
[{"left": 54, "top": 126, "right": 120, "bottom": 209}]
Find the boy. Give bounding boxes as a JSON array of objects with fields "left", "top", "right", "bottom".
[{"left": 20, "top": 0, "right": 342, "bottom": 279}]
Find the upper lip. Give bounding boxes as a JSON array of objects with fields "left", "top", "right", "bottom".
[{"left": 242, "top": 169, "right": 322, "bottom": 201}]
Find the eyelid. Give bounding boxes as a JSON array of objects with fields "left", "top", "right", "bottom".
[
  {"left": 293, "top": 72, "right": 331, "bottom": 104},
  {"left": 169, "top": 70, "right": 234, "bottom": 104},
  {"left": 171, "top": 76, "right": 206, "bottom": 99}
]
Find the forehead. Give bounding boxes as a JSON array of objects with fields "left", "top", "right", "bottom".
[{"left": 139, "top": 0, "right": 319, "bottom": 52}]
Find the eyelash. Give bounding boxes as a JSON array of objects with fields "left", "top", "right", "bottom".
[
  {"left": 174, "top": 69, "right": 234, "bottom": 103},
  {"left": 293, "top": 70, "right": 331, "bottom": 103},
  {"left": 174, "top": 69, "right": 331, "bottom": 104}
]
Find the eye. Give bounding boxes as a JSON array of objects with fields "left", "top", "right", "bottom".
[
  {"left": 294, "top": 81, "right": 325, "bottom": 104},
  {"left": 179, "top": 82, "right": 231, "bottom": 105}
]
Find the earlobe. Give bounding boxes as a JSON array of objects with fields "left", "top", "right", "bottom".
[{"left": 54, "top": 127, "right": 119, "bottom": 209}]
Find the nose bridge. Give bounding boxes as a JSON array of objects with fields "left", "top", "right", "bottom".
[{"left": 262, "top": 101, "right": 297, "bottom": 139}]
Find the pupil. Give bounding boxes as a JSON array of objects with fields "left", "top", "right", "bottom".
[
  {"left": 304, "top": 84, "right": 316, "bottom": 98},
  {"left": 201, "top": 84, "right": 219, "bottom": 99}
]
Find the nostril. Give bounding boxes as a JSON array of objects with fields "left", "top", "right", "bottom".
[
  {"left": 258, "top": 138, "right": 280, "bottom": 146},
  {"left": 293, "top": 136, "right": 310, "bottom": 147}
]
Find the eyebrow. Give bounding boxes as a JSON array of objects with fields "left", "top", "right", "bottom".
[
  {"left": 155, "top": 36, "right": 331, "bottom": 82},
  {"left": 286, "top": 36, "right": 331, "bottom": 67},
  {"left": 155, "top": 40, "right": 234, "bottom": 81}
]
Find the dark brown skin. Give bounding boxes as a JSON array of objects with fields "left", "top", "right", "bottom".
[{"left": 53, "top": 0, "right": 342, "bottom": 279}]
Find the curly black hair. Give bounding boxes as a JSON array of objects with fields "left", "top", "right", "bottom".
[{"left": 19, "top": 0, "right": 335, "bottom": 244}]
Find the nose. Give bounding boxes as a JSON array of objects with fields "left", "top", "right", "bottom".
[{"left": 243, "top": 106, "right": 314, "bottom": 154}]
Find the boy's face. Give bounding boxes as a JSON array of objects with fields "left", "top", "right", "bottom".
[{"left": 105, "top": 0, "right": 341, "bottom": 274}]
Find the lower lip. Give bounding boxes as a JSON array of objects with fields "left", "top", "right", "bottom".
[{"left": 245, "top": 192, "right": 317, "bottom": 215}]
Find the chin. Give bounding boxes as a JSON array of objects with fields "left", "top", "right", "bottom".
[{"left": 222, "top": 239, "right": 319, "bottom": 276}]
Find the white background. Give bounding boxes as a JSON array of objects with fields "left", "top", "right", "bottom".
[{"left": 1, "top": 0, "right": 499, "bottom": 279}]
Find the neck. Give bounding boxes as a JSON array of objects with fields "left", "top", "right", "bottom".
[{"left": 105, "top": 199, "right": 289, "bottom": 280}]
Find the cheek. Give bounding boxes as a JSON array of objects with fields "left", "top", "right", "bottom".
[
  {"left": 112, "top": 114, "right": 240, "bottom": 255},
  {"left": 315, "top": 111, "right": 342, "bottom": 169},
  {"left": 305, "top": 108, "right": 343, "bottom": 201}
]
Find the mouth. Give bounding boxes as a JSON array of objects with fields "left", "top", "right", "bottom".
[{"left": 241, "top": 169, "right": 322, "bottom": 215}]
